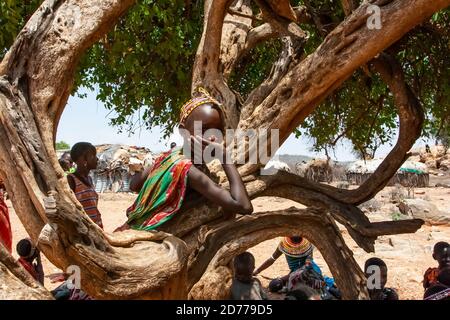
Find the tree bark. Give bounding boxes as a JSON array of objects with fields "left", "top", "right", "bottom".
[
  {"left": 0, "top": 244, "right": 53, "bottom": 300},
  {"left": 236, "top": 0, "right": 450, "bottom": 177}
]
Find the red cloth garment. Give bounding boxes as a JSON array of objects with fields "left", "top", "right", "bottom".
[
  {"left": 0, "top": 194, "right": 12, "bottom": 253},
  {"left": 18, "top": 257, "right": 39, "bottom": 281},
  {"left": 423, "top": 267, "right": 439, "bottom": 289}
]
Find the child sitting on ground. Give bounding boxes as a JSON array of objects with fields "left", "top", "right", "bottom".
[
  {"left": 424, "top": 267, "right": 450, "bottom": 300},
  {"left": 423, "top": 241, "right": 450, "bottom": 290},
  {"left": 286, "top": 257, "right": 341, "bottom": 300},
  {"left": 231, "top": 252, "right": 268, "bottom": 300},
  {"left": 16, "top": 238, "right": 44, "bottom": 285},
  {"left": 364, "top": 257, "right": 399, "bottom": 300}
]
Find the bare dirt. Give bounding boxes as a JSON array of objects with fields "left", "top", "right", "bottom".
[{"left": 6, "top": 186, "right": 450, "bottom": 300}]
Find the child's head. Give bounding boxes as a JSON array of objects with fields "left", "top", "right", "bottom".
[
  {"left": 364, "top": 257, "right": 388, "bottom": 289},
  {"left": 70, "top": 142, "right": 98, "bottom": 171},
  {"left": 61, "top": 152, "right": 72, "bottom": 163},
  {"left": 433, "top": 242, "right": 450, "bottom": 269},
  {"left": 59, "top": 158, "right": 70, "bottom": 172},
  {"left": 178, "top": 88, "right": 225, "bottom": 148},
  {"left": 16, "top": 238, "right": 37, "bottom": 261},
  {"left": 233, "top": 252, "right": 255, "bottom": 282},
  {"left": 268, "top": 278, "right": 284, "bottom": 293}
]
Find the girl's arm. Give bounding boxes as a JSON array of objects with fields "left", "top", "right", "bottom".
[
  {"left": 254, "top": 248, "right": 282, "bottom": 275},
  {"left": 187, "top": 135, "right": 253, "bottom": 215},
  {"left": 188, "top": 165, "right": 253, "bottom": 215},
  {"left": 129, "top": 167, "right": 152, "bottom": 193}
]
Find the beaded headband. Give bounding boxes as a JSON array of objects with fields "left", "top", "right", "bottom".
[
  {"left": 278, "top": 237, "right": 313, "bottom": 258},
  {"left": 179, "top": 87, "right": 224, "bottom": 126}
]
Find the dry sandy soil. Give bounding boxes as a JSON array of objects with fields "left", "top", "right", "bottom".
[{"left": 6, "top": 186, "right": 450, "bottom": 300}]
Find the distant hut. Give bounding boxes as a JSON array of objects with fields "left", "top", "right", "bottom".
[
  {"left": 294, "top": 159, "right": 333, "bottom": 183},
  {"left": 346, "top": 159, "right": 429, "bottom": 187},
  {"left": 90, "top": 144, "right": 156, "bottom": 193}
]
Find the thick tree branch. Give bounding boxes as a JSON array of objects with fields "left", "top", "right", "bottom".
[
  {"left": 221, "top": 0, "right": 254, "bottom": 79},
  {"left": 342, "top": 53, "right": 424, "bottom": 203},
  {"left": 188, "top": 208, "right": 370, "bottom": 300},
  {"left": 0, "top": 244, "right": 53, "bottom": 299},
  {"left": 237, "top": 0, "right": 449, "bottom": 176},
  {"left": 192, "top": 0, "right": 240, "bottom": 128}
]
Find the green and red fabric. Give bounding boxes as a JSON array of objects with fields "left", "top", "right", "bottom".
[{"left": 126, "top": 148, "right": 192, "bottom": 231}]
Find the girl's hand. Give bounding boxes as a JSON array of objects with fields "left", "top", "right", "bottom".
[{"left": 191, "top": 135, "right": 228, "bottom": 163}]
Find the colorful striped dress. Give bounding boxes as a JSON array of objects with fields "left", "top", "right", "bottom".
[
  {"left": 69, "top": 174, "right": 103, "bottom": 229},
  {"left": 125, "top": 148, "right": 192, "bottom": 231}
]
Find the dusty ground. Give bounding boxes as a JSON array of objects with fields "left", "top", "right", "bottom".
[{"left": 6, "top": 186, "right": 450, "bottom": 300}]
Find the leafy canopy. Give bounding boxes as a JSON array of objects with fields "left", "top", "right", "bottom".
[
  {"left": 55, "top": 141, "right": 70, "bottom": 150},
  {"left": 1, "top": 0, "right": 449, "bottom": 157}
]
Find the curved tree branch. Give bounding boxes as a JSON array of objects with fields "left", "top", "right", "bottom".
[
  {"left": 188, "top": 207, "right": 370, "bottom": 300},
  {"left": 236, "top": 0, "right": 449, "bottom": 178},
  {"left": 0, "top": 244, "right": 53, "bottom": 300},
  {"left": 192, "top": 0, "right": 240, "bottom": 128}
]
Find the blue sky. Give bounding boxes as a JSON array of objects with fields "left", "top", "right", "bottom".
[{"left": 56, "top": 88, "right": 429, "bottom": 162}]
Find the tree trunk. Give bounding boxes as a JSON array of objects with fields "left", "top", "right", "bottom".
[{"left": 0, "top": 244, "right": 53, "bottom": 300}]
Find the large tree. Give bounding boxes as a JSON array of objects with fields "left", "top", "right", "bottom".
[{"left": 0, "top": 0, "right": 449, "bottom": 299}]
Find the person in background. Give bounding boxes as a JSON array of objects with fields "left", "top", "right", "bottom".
[
  {"left": 67, "top": 142, "right": 103, "bottom": 229},
  {"left": 364, "top": 257, "right": 399, "bottom": 300},
  {"left": 424, "top": 284, "right": 449, "bottom": 300},
  {"left": 254, "top": 236, "right": 335, "bottom": 294},
  {"left": 423, "top": 241, "right": 450, "bottom": 290},
  {"left": 16, "top": 238, "right": 44, "bottom": 285},
  {"left": 231, "top": 252, "right": 268, "bottom": 300},
  {"left": 286, "top": 257, "right": 340, "bottom": 300},
  {"left": 0, "top": 181, "right": 12, "bottom": 253},
  {"left": 423, "top": 266, "right": 450, "bottom": 300},
  {"left": 59, "top": 151, "right": 75, "bottom": 175}
]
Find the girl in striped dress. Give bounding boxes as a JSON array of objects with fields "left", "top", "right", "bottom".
[
  {"left": 67, "top": 142, "right": 103, "bottom": 229},
  {"left": 49, "top": 142, "right": 101, "bottom": 300}
]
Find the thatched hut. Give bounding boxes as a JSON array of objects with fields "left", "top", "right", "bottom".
[
  {"left": 92, "top": 144, "right": 155, "bottom": 193},
  {"left": 346, "top": 159, "right": 429, "bottom": 187},
  {"left": 295, "top": 159, "right": 333, "bottom": 183}
]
